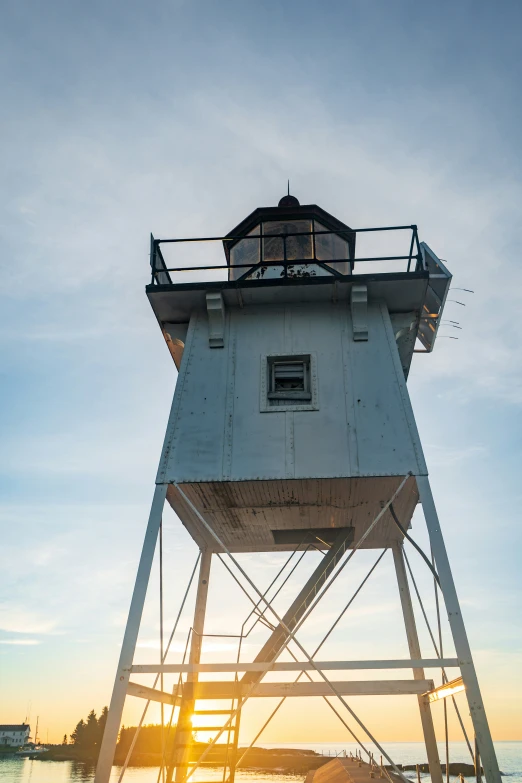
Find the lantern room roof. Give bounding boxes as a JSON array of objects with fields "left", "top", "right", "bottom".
[{"left": 222, "top": 197, "right": 356, "bottom": 264}]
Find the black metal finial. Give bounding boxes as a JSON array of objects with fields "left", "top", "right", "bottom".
[{"left": 278, "top": 182, "right": 300, "bottom": 208}]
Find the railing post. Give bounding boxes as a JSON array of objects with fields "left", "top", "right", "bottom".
[
  {"left": 407, "top": 228, "right": 415, "bottom": 272},
  {"left": 412, "top": 226, "right": 424, "bottom": 272},
  {"left": 150, "top": 233, "right": 156, "bottom": 285}
]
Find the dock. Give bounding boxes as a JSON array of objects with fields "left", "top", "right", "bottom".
[{"left": 305, "top": 756, "right": 405, "bottom": 783}]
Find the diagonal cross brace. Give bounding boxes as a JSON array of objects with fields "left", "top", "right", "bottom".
[{"left": 241, "top": 526, "right": 354, "bottom": 685}]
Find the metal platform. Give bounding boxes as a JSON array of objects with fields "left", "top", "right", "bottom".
[{"left": 166, "top": 476, "right": 419, "bottom": 553}]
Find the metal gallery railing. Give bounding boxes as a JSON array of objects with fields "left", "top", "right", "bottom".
[{"left": 149, "top": 224, "right": 424, "bottom": 286}]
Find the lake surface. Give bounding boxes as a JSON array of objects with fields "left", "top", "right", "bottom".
[{"left": 0, "top": 742, "right": 520, "bottom": 783}]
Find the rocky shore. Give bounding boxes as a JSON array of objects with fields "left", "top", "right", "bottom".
[{"left": 38, "top": 746, "right": 487, "bottom": 776}]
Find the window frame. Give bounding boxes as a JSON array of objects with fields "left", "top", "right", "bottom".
[{"left": 260, "top": 352, "right": 319, "bottom": 412}]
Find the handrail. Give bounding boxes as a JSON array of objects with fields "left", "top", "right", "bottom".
[
  {"left": 149, "top": 224, "right": 424, "bottom": 285},
  {"left": 156, "top": 256, "right": 416, "bottom": 274},
  {"left": 155, "top": 224, "right": 416, "bottom": 243}
]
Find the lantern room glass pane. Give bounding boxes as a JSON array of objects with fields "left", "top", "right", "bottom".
[
  {"left": 314, "top": 221, "right": 349, "bottom": 261},
  {"left": 314, "top": 220, "right": 350, "bottom": 275},
  {"left": 285, "top": 219, "right": 313, "bottom": 260},
  {"left": 229, "top": 225, "right": 260, "bottom": 280},
  {"left": 262, "top": 220, "right": 313, "bottom": 262},
  {"left": 262, "top": 221, "right": 284, "bottom": 262},
  {"left": 230, "top": 218, "right": 351, "bottom": 280}
]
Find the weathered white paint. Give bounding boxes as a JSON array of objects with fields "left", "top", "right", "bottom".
[
  {"left": 161, "top": 302, "right": 425, "bottom": 483},
  {"left": 128, "top": 679, "right": 435, "bottom": 703},
  {"left": 130, "top": 658, "right": 460, "bottom": 674},
  {"left": 146, "top": 275, "right": 429, "bottom": 326},
  {"left": 418, "top": 476, "right": 502, "bottom": 783},
  {"left": 95, "top": 483, "right": 167, "bottom": 783},
  {"left": 206, "top": 292, "right": 225, "bottom": 348},
  {"left": 392, "top": 542, "right": 442, "bottom": 783},
  {"left": 159, "top": 301, "right": 426, "bottom": 550},
  {"left": 350, "top": 285, "right": 368, "bottom": 341},
  {"left": 127, "top": 681, "right": 181, "bottom": 707}
]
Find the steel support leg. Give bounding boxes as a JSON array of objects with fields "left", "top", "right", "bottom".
[
  {"left": 170, "top": 549, "right": 212, "bottom": 783},
  {"left": 392, "top": 541, "right": 443, "bottom": 783},
  {"left": 417, "top": 475, "right": 501, "bottom": 783},
  {"left": 95, "top": 483, "right": 167, "bottom": 783}
]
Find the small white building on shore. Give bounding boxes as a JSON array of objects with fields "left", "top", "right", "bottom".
[{"left": 0, "top": 724, "right": 30, "bottom": 747}]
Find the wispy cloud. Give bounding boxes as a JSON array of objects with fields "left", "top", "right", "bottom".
[
  {"left": 136, "top": 640, "right": 240, "bottom": 653},
  {"left": 0, "top": 639, "right": 41, "bottom": 646},
  {"left": 0, "top": 604, "right": 59, "bottom": 635},
  {"left": 425, "top": 443, "right": 488, "bottom": 467}
]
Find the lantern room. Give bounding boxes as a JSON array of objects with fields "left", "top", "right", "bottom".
[{"left": 224, "top": 194, "right": 355, "bottom": 280}]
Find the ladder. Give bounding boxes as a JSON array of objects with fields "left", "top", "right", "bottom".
[
  {"left": 167, "top": 701, "right": 242, "bottom": 783},
  {"left": 167, "top": 534, "right": 348, "bottom": 783}
]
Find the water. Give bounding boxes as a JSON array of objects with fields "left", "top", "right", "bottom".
[
  {"left": 258, "top": 744, "right": 522, "bottom": 783},
  {"left": 0, "top": 743, "right": 520, "bottom": 783},
  {"left": 0, "top": 759, "right": 303, "bottom": 783}
]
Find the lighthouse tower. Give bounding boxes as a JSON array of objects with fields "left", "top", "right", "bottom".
[{"left": 95, "top": 195, "right": 501, "bottom": 783}]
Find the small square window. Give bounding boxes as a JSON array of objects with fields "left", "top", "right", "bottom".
[
  {"left": 261, "top": 352, "right": 318, "bottom": 412},
  {"left": 268, "top": 355, "right": 312, "bottom": 401}
]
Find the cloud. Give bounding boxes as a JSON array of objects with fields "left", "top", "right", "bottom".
[
  {"left": 0, "top": 431, "right": 158, "bottom": 479},
  {"left": 0, "top": 604, "right": 59, "bottom": 635},
  {"left": 0, "top": 639, "right": 41, "bottom": 646},
  {"left": 136, "top": 640, "right": 240, "bottom": 653},
  {"left": 424, "top": 444, "right": 488, "bottom": 467}
]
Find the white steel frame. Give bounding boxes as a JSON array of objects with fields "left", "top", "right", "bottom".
[{"left": 95, "top": 476, "right": 502, "bottom": 783}]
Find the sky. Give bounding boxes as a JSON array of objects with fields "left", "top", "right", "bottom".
[{"left": 0, "top": 0, "right": 521, "bottom": 751}]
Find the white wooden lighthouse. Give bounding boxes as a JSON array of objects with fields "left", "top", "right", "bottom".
[{"left": 95, "top": 195, "right": 501, "bottom": 783}]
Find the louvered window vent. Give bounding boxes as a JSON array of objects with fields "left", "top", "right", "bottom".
[{"left": 268, "top": 355, "right": 311, "bottom": 401}]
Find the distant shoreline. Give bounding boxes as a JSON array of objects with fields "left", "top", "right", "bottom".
[{"left": 22, "top": 746, "right": 488, "bottom": 776}]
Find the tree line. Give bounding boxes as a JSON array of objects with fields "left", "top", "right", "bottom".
[
  {"left": 68, "top": 707, "right": 108, "bottom": 751},
  {"left": 118, "top": 724, "right": 175, "bottom": 755},
  {"left": 66, "top": 709, "right": 216, "bottom": 761},
  {"left": 66, "top": 709, "right": 176, "bottom": 756}
]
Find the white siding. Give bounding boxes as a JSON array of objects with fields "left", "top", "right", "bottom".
[{"left": 161, "top": 300, "right": 425, "bottom": 484}]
